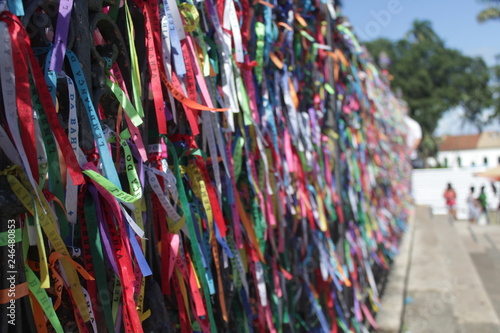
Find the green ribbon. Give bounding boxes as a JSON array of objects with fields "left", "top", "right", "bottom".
[
  {"left": 255, "top": 22, "right": 266, "bottom": 84},
  {"left": 0, "top": 228, "right": 21, "bottom": 246},
  {"left": 84, "top": 194, "right": 115, "bottom": 333},
  {"left": 164, "top": 136, "right": 218, "bottom": 333},
  {"left": 30, "top": 80, "right": 69, "bottom": 238}
]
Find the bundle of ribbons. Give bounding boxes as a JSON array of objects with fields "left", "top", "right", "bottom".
[{"left": 0, "top": 0, "right": 412, "bottom": 332}]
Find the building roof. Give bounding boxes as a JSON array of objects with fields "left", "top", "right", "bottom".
[
  {"left": 438, "top": 134, "right": 481, "bottom": 151},
  {"left": 477, "top": 132, "right": 500, "bottom": 149},
  {"left": 438, "top": 132, "right": 500, "bottom": 151}
]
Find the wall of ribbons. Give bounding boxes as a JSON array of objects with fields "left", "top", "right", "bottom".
[{"left": 0, "top": 0, "right": 412, "bottom": 332}]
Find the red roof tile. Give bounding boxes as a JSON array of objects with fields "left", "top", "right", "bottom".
[{"left": 438, "top": 134, "right": 480, "bottom": 151}]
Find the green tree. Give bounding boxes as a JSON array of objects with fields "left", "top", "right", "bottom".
[
  {"left": 456, "top": 57, "right": 493, "bottom": 132},
  {"left": 365, "top": 20, "right": 493, "bottom": 162},
  {"left": 404, "top": 20, "right": 443, "bottom": 46},
  {"left": 491, "top": 61, "right": 500, "bottom": 117},
  {"left": 474, "top": 0, "right": 500, "bottom": 122},
  {"left": 477, "top": 0, "right": 500, "bottom": 23}
]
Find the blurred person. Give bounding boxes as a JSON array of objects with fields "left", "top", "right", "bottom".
[
  {"left": 492, "top": 182, "right": 500, "bottom": 224},
  {"left": 478, "top": 186, "right": 490, "bottom": 225},
  {"left": 467, "top": 187, "right": 479, "bottom": 223},
  {"left": 443, "top": 183, "right": 457, "bottom": 220}
]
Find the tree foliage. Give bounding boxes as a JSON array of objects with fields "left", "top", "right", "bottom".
[
  {"left": 365, "top": 20, "right": 493, "bottom": 159},
  {"left": 477, "top": 0, "right": 500, "bottom": 23},
  {"left": 491, "top": 62, "right": 500, "bottom": 117}
]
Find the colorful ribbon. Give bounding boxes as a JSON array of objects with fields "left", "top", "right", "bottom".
[{"left": 0, "top": 1, "right": 412, "bottom": 332}]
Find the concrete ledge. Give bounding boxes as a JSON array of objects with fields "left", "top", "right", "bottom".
[{"left": 376, "top": 206, "right": 417, "bottom": 333}]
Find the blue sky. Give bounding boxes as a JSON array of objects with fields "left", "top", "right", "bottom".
[
  {"left": 342, "top": 0, "right": 500, "bottom": 135},
  {"left": 342, "top": 0, "right": 500, "bottom": 65}
]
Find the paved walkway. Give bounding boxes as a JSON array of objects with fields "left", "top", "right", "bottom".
[
  {"left": 455, "top": 220, "right": 500, "bottom": 321},
  {"left": 377, "top": 206, "right": 500, "bottom": 333}
]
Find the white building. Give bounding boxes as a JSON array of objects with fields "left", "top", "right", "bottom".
[
  {"left": 414, "top": 132, "right": 500, "bottom": 219},
  {"left": 412, "top": 167, "right": 497, "bottom": 219},
  {"left": 436, "top": 132, "right": 500, "bottom": 168}
]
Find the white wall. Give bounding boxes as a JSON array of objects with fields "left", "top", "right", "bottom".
[
  {"left": 411, "top": 167, "right": 499, "bottom": 219},
  {"left": 437, "top": 148, "right": 500, "bottom": 168}
]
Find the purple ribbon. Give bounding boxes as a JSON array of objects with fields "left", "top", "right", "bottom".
[
  {"left": 88, "top": 185, "right": 120, "bottom": 276},
  {"left": 50, "top": 0, "right": 73, "bottom": 72}
]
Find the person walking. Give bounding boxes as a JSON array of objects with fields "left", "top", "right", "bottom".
[
  {"left": 467, "top": 187, "right": 479, "bottom": 223},
  {"left": 443, "top": 183, "right": 457, "bottom": 221},
  {"left": 491, "top": 182, "right": 500, "bottom": 224},
  {"left": 478, "top": 186, "right": 489, "bottom": 225}
]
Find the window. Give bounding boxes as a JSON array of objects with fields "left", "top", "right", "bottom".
[
  {"left": 444, "top": 158, "right": 448, "bottom": 167},
  {"left": 457, "top": 157, "right": 462, "bottom": 167},
  {"left": 484, "top": 157, "right": 488, "bottom": 166}
]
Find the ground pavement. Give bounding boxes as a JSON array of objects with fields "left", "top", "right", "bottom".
[{"left": 376, "top": 206, "right": 500, "bottom": 333}]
